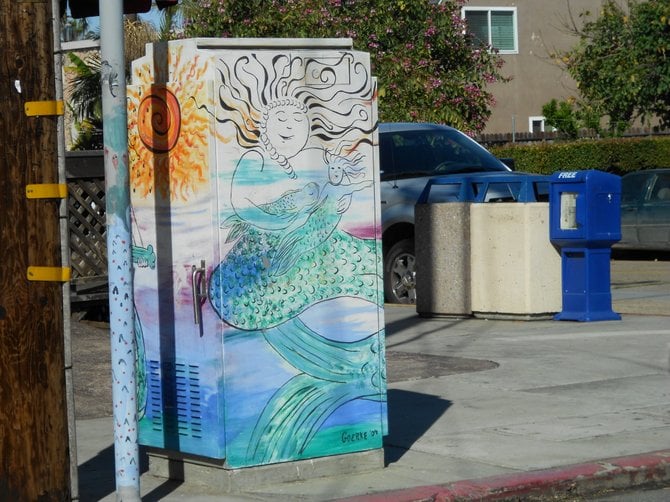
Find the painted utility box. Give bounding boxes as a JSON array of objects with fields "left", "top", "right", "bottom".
[
  {"left": 127, "top": 38, "right": 386, "bottom": 468},
  {"left": 549, "top": 170, "right": 621, "bottom": 321}
]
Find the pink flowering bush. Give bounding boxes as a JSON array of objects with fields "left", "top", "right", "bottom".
[{"left": 181, "top": 0, "right": 507, "bottom": 134}]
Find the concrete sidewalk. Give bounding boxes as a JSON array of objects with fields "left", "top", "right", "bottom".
[{"left": 74, "top": 259, "right": 670, "bottom": 501}]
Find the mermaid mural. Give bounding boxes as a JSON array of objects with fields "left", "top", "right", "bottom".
[
  {"left": 208, "top": 51, "right": 387, "bottom": 466},
  {"left": 127, "top": 40, "right": 386, "bottom": 468}
]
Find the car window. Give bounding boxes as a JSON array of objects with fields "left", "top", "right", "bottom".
[
  {"left": 621, "top": 173, "right": 649, "bottom": 205},
  {"left": 650, "top": 173, "right": 670, "bottom": 202},
  {"left": 472, "top": 180, "right": 550, "bottom": 202},
  {"left": 474, "top": 181, "right": 520, "bottom": 202},
  {"left": 379, "top": 128, "right": 508, "bottom": 179}
]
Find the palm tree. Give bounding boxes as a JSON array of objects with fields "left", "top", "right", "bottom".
[
  {"left": 156, "top": 2, "right": 184, "bottom": 40},
  {"left": 62, "top": 17, "right": 95, "bottom": 42},
  {"left": 67, "top": 52, "right": 104, "bottom": 150},
  {"left": 65, "top": 17, "right": 159, "bottom": 150}
]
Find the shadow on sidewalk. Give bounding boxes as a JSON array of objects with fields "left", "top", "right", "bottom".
[
  {"left": 76, "top": 391, "right": 450, "bottom": 497},
  {"left": 384, "top": 389, "right": 452, "bottom": 465},
  {"left": 78, "top": 445, "right": 182, "bottom": 501},
  {"left": 77, "top": 445, "right": 116, "bottom": 500}
]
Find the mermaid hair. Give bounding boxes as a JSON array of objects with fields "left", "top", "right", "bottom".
[
  {"left": 323, "top": 148, "right": 366, "bottom": 185},
  {"left": 213, "top": 51, "right": 376, "bottom": 177}
]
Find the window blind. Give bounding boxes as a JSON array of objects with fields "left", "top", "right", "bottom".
[
  {"left": 491, "top": 11, "right": 515, "bottom": 51},
  {"left": 465, "top": 11, "right": 490, "bottom": 47}
]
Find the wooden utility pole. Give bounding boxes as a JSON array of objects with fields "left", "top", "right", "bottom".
[{"left": 0, "top": 0, "right": 71, "bottom": 499}]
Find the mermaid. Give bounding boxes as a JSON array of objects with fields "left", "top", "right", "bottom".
[
  {"left": 208, "top": 52, "right": 381, "bottom": 328},
  {"left": 270, "top": 150, "right": 373, "bottom": 276},
  {"left": 206, "top": 52, "right": 386, "bottom": 465}
]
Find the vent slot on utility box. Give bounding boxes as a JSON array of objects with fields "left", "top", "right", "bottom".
[{"left": 148, "top": 359, "right": 203, "bottom": 438}]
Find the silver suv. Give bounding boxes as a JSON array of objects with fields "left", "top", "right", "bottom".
[{"left": 379, "top": 122, "right": 514, "bottom": 304}]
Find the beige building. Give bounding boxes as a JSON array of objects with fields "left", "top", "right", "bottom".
[{"left": 463, "top": 0, "right": 605, "bottom": 134}]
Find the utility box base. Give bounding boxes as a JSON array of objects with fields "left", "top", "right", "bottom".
[
  {"left": 146, "top": 447, "right": 384, "bottom": 493},
  {"left": 470, "top": 203, "right": 561, "bottom": 318},
  {"left": 415, "top": 202, "right": 471, "bottom": 317}
]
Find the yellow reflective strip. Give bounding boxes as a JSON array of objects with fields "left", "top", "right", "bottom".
[
  {"left": 27, "top": 267, "right": 71, "bottom": 282},
  {"left": 24, "top": 100, "right": 64, "bottom": 117},
  {"left": 26, "top": 184, "right": 67, "bottom": 199}
]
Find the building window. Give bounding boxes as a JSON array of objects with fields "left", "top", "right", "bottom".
[
  {"left": 462, "top": 7, "right": 518, "bottom": 54},
  {"left": 529, "top": 116, "right": 545, "bottom": 134}
]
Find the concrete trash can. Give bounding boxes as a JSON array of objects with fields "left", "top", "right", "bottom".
[
  {"left": 415, "top": 174, "right": 560, "bottom": 320},
  {"left": 415, "top": 176, "right": 476, "bottom": 317},
  {"left": 415, "top": 202, "right": 471, "bottom": 317},
  {"left": 470, "top": 202, "right": 561, "bottom": 319}
]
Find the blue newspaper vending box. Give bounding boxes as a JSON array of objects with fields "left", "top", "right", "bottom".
[{"left": 549, "top": 170, "right": 621, "bottom": 321}]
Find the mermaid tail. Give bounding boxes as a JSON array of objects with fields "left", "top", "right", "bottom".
[
  {"left": 246, "top": 375, "right": 365, "bottom": 464},
  {"left": 242, "top": 317, "right": 386, "bottom": 464},
  {"left": 134, "top": 305, "right": 147, "bottom": 420},
  {"left": 211, "top": 181, "right": 387, "bottom": 464},
  {"left": 264, "top": 317, "right": 385, "bottom": 390}
]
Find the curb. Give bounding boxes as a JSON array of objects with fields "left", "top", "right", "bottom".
[{"left": 339, "top": 450, "right": 670, "bottom": 501}]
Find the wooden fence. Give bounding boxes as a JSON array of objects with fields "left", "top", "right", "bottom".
[{"left": 478, "top": 127, "right": 670, "bottom": 147}]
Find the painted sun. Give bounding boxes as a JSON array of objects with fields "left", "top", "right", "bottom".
[{"left": 127, "top": 47, "right": 212, "bottom": 202}]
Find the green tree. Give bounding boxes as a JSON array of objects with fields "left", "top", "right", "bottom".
[
  {"left": 565, "top": 0, "right": 670, "bottom": 133},
  {"left": 541, "top": 98, "right": 603, "bottom": 139},
  {"left": 178, "top": 0, "right": 507, "bottom": 134},
  {"left": 152, "top": 2, "right": 183, "bottom": 40},
  {"left": 630, "top": 0, "right": 670, "bottom": 127},
  {"left": 542, "top": 99, "right": 580, "bottom": 139}
]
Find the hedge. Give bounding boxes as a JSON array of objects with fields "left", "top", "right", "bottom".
[{"left": 488, "top": 136, "right": 670, "bottom": 176}]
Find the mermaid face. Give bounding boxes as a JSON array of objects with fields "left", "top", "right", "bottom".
[
  {"left": 264, "top": 104, "right": 310, "bottom": 159},
  {"left": 329, "top": 162, "right": 344, "bottom": 185}
]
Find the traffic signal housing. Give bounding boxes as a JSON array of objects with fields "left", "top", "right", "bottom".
[
  {"left": 156, "top": 0, "right": 178, "bottom": 9},
  {"left": 67, "top": 0, "right": 153, "bottom": 19}
]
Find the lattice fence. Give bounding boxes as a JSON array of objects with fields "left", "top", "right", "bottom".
[{"left": 66, "top": 152, "right": 108, "bottom": 303}]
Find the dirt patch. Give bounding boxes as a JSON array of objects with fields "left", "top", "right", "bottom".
[{"left": 70, "top": 319, "right": 112, "bottom": 419}]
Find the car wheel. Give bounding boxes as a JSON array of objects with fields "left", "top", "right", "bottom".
[{"left": 384, "top": 239, "right": 416, "bottom": 304}]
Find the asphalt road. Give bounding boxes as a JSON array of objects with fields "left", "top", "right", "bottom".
[{"left": 594, "top": 485, "right": 670, "bottom": 501}]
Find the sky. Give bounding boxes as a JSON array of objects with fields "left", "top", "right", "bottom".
[
  {"left": 76, "top": 7, "right": 163, "bottom": 32},
  {"left": 138, "top": 9, "right": 163, "bottom": 28}
]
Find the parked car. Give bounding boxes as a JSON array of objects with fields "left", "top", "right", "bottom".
[
  {"left": 379, "top": 122, "right": 525, "bottom": 304},
  {"left": 616, "top": 168, "right": 670, "bottom": 251}
]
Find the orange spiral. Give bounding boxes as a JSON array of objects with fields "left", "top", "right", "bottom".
[{"left": 137, "top": 87, "right": 181, "bottom": 153}]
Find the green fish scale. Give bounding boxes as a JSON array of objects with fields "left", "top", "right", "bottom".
[{"left": 209, "top": 226, "right": 380, "bottom": 330}]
